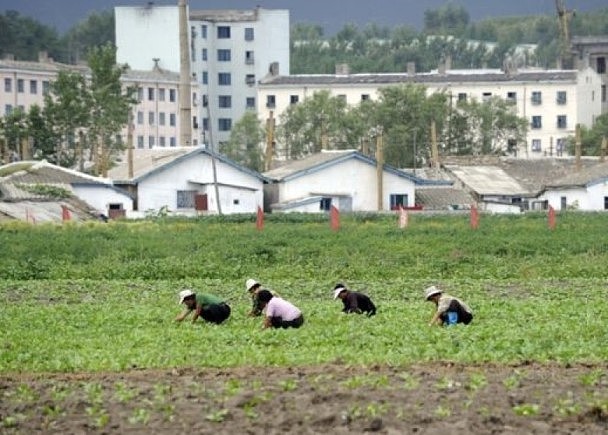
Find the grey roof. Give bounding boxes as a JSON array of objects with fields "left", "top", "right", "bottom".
[
  {"left": 263, "top": 149, "right": 448, "bottom": 186},
  {"left": 109, "top": 146, "right": 269, "bottom": 184},
  {"left": 542, "top": 160, "right": 608, "bottom": 189},
  {"left": 259, "top": 70, "right": 577, "bottom": 87},
  {"left": 0, "top": 58, "right": 88, "bottom": 74},
  {"left": 444, "top": 164, "right": 532, "bottom": 196},
  {"left": 0, "top": 160, "right": 117, "bottom": 201},
  {"left": 415, "top": 187, "right": 476, "bottom": 210}
]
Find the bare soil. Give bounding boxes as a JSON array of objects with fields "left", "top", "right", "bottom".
[{"left": 1, "top": 363, "right": 607, "bottom": 434}]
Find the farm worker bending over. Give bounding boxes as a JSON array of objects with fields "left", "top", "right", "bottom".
[
  {"left": 175, "top": 289, "right": 231, "bottom": 325},
  {"left": 246, "top": 278, "right": 278, "bottom": 317},
  {"left": 425, "top": 286, "right": 473, "bottom": 326},
  {"left": 333, "top": 283, "right": 376, "bottom": 316},
  {"left": 257, "top": 290, "right": 304, "bottom": 329}
]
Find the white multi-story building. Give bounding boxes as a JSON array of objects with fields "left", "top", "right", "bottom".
[
  {"left": 256, "top": 66, "right": 603, "bottom": 158},
  {"left": 0, "top": 53, "right": 197, "bottom": 152},
  {"left": 115, "top": 5, "right": 290, "bottom": 146}
]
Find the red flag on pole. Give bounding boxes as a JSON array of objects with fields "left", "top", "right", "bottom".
[
  {"left": 61, "top": 205, "right": 72, "bottom": 222},
  {"left": 548, "top": 205, "right": 556, "bottom": 230},
  {"left": 470, "top": 204, "right": 479, "bottom": 230},
  {"left": 398, "top": 205, "right": 408, "bottom": 229},
  {"left": 330, "top": 205, "right": 340, "bottom": 231},
  {"left": 256, "top": 206, "right": 264, "bottom": 231}
]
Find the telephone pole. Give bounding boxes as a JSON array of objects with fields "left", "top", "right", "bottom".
[{"left": 178, "top": 0, "right": 192, "bottom": 146}]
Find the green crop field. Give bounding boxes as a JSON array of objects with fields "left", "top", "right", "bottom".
[{"left": 1, "top": 212, "right": 607, "bottom": 373}]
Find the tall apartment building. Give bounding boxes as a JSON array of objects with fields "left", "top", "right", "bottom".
[
  {"left": 256, "top": 65, "right": 603, "bottom": 159},
  {"left": 0, "top": 53, "right": 196, "bottom": 155},
  {"left": 572, "top": 36, "right": 608, "bottom": 114},
  {"left": 115, "top": 5, "right": 289, "bottom": 147}
]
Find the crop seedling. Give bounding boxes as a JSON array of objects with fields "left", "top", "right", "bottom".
[
  {"left": 553, "top": 392, "right": 581, "bottom": 417},
  {"left": 434, "top": 404, "right": 452, "bottom": 418},
  {"left": 398, "top": 373, "right": 420, "bottom": 391},
  {"left": 512, "top": 403, "right": 540, "bottom": 416},
  {"left": 205, "top": 408, "right": 230, "bottom": 422},
  {"left": 279, "top": 379, "right": 299, "bottom": 392},
  {"left": 579, "top": 370, "right": 603, "bottom": 387},
  {"left": 466, "top": 372, "right": 488, "bottom": 393},
  {"left": 114, "top": 382, "right": 138, "bottom": 403},
  {"left": 435, "top": 376, "right": 461, "bottom": 391},
  {"left": 129, "top": 408, "right": 151, "bottom": 425}
]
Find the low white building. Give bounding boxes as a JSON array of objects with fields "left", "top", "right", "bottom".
[
  {"left": 257, "top": 66, "right": 603, "bottom": 159},
  {"left": 108, "top": 147, "right": 268, "bottom": 217},
  {"left": 537, "top": 161, "right": 608, "bottom": 211},
  {"left": 263, "top": 149, "right": 446, "bottom": 213}
]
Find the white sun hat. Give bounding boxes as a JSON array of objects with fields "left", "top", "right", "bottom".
[
  {"left": 178, "top": 289, "right": 194, "bottom": 304},
  {"left": 333, "top": 286, "right": 347, "bottom": 299},
  {"left": 424, "top": 286, "right": 442, "bottom": 300},
  {"left": 246, "top": 278, "right": 260, "bottom": 291}
]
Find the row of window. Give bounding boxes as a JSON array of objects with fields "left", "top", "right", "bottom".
[
  {"left": 457, "top": 90, "right": 568, "bottom": 105},
  {"left": 530, "top": 115, "right": 569, "bottom": 130},
  {"left": 197, "top": 48, "right": 255, "bottom": 64},
  {"left": 530, "top": 138, "right": 566, "bottom": 153},
  {"left": 137, "top": 135, "right": 177, "bottom": 148},
  {"left": 138, "top": 87, "right": 177, "bottom": 103},
  {"left": 199, "top": 71, "right": 257, "bottom": 87},
  {"left": 195, "top": 25, "right": 254, "bottom": 41},
  {"left": 136, "top": 111, "right": 177, "bottom": 126},
  {"left": 4, "top": 78, "right": 50, "bottom": 95}
]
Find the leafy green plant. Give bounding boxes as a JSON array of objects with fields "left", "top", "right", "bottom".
[{"left": 513, "top": 403, "right": 540, "bottom": 416}]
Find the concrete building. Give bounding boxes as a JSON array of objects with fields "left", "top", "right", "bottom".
[
  {"left": 115, "top": 5, "right": 290, "bottom": 147},
  {"left": 257, "top": 66, "right": 603, "bottom": 159},
  {"left": 571, "top": 36, "right": 608, "bottom": 114},
  {"left": 0, "top": 54, "right": 198, "bottom": 153}
]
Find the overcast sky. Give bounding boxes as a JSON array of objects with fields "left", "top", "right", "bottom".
[{"left": 2, "top": 0, "right": 606, "bottom": 35}]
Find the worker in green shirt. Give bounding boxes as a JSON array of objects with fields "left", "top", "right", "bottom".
[{"left": 175, "top": 289, "right": 231, "bottom": 324}]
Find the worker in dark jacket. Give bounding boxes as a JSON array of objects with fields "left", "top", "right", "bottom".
[{"left": 333, "top": 283, "right": 376, "bottom": 316}]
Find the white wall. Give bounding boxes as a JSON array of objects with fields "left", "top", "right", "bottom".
[
  {"left": 115, "top": 6, "right": 181, "bottom": 72},
  {"left": 72, "top": 185, "right": 134, "bottom": 214},
  {"left": 277, "top": 158, "right": 415, "bottom": 212},
  {"left": 540, "top": 187, "right": 589, "bottom": 210},
  {"left": 136, "top": 153, "right": 263, "bottom": 214}
]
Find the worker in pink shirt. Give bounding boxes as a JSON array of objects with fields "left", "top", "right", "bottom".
[{"left": 256, "top": 290, "right": 304, "bottom": 329}]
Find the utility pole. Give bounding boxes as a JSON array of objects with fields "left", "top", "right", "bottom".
[
  {"left": 265, "top": 111, "right": 275, "bottom": 171},
  {"left": 430, "top": 120, "right": 439, "bottom": 170},
  {"left": 375, "top": 126, "right": 384, "bottom": 211},
  {"left": 127, "top": 110, "right": 134, "bottom": 179},
  {"left": 178, "top": 0, "right": 192, "bottom": 146},
  {"left": 601, "top": 136, "right": 607, "bottom": 163},
  {"left": 575, "top": 123, "right": 582, "bottom": 171}
]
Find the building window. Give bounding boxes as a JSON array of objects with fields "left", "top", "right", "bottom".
[
  {"left": 597, "top": 57, "right": 606, "bottom": 74},
  {"left": 42, "top": 81, "right": 49, "bottom": 95},
  {"left": 531, "top": 91, "right": 542, "bottom": 105},
  {"left": 218, "top": 95, "right": 232, "bottom": 108},
  {"left": 604, "top": 196, "right": 608, "bottom": 210},
  {"left": 361, "top": 94, "right": 370, "bottom": 101},
  {"left": 245, "top": 74, "right": 255, "bottom": 85},
  {"left": 4, "top": 78, "right": 11, "bottom": 92},
  {"left": 159, "top": 136, "right": 166, "bottom": 147},
  {"left": 177, "top": 190, "right": 197, "bottom": 208},
  {"left": 245, "top": 51, "right": 254, "bottom": 64},
  {"left": 320, "top": 197, "right": 332, "bottom": 211},
  {"left": 531, "top": 139, "right": 541, "bottom": 152},
  {"left": 218, "top": 118, "right": 232, "bottom": 131},
  {"left": 482, "top": 92, "right": 492, "bottom": 102},
  {"left": 202, "top": 71, "right": 208, "bottom": 85},
  {"left": 137, "top": 111, "right": 143, "bottom": 124},
  {"left": 202, "top": 48, "right": 207, "bottom": 61},
  {"left": 560, "top": 196, "right": 567, "bottom": 210},
  {"left": 245, "top": 27, "right": 254, "bottom": 41},
  {"left": 290, "top": 95, "right": 299, "bottom": 105},
  {"left": 217, "top": 26, "right": 231, "bottom": 39},
  {"left": 202, "top": 94, "right": 208, "bottom": 107},
  {"left": 556, "top": 91, "right": 567, "bottom": 105},
  {"left": 169, "top": 113, "right": 176, "bottom": 126},
  {"left": 192, "top": 116, "right": 198, "bottom": 129},
  {"left": 5, "top": 104, "right": 12, "bottom": 115},
  {"left": 149, "top": 136, "right": 155, "bottom": 148},
  {"left": 531, "top": 116, "right": 542, "bottom": 129},
  {"left": 137, "top": 87, "right": 143, "bottom": 101},
  {"left": 457, "top": 93, "right": 467, "bottom": 103},
  {"left": 29, "top": 80, "right": 37, "bottom": 94},
  {"left": 602, "top": 85, "right": 606, "bottom": 103},
  {"left": 556, "top": 138, "right": 566, "bottom": 155},
  {"left": 506, "top": 91, "right": 516, "bottom": 102},
  {"left": 201, "top": 25, "right": 207, "bottom": 39},
  {"left": 218, "top": 73, "right": 231, "bottom": 85},
  {"left": 557, "top": 115, "right": 567, "bottom": 129},
  {"left": 137, "top": 136, "right": 144, "bottom": 148},
  {"left": 217, "top": 49, "right": 231, "bottom": 62},
  {"left": 148, "top": 87, "right": 154, "bottom": 101},
  {"left": 17, "top": 79, "right": 24, "bottom": 93},
  {"left": 170, "top": 137, "right": 176, "bottom": 147},
  {"left": 159, "top": 112, "right": 166, "bottom": 126},
  {"left": 390, "top": 194, "right": 408, "bottom": 210},
  {"left": 202, "top": 117, "right": 209, "bottom": 131},
  {"left": 158, "top": 88, "right": 165, "bottom": 101},
  {"left": 246, "top": 97, "right": 255, "bottom": 109},
  {"left": 148, "top": 111, "right": 155, "bottom": 125},
  {"left": 266, "top": 95, "right": 276, "bottom": 108},
  {"left": 169, "top": 89, "right": 176, "bottom": 102}
]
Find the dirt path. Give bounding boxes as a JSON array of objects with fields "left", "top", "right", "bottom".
[{"left": 1, "top": 363, "right": 607, "bottom": 434}]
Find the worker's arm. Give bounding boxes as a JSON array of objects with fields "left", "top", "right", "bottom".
[
  {"left": 191, "top": 304, "right": 202, "bottom": 323},
  {"left": 429, "top": 311, "right": 442, "bottom": 326},
  {"left": 263, "top": 316, "right": 272, "bottom": 329},
  {"left": 175, "top": 309, "right": 191, "bottom": 322}
]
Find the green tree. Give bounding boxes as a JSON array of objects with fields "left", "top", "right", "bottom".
[
  {"left": 0, "top": 108, "right": 28, "bottom": 160},
  {"left": 26, "top": 104, "right": 57, "bottom": 160},
  {"left": 0, "top": 10, "right": 62, "bottom": 62},
  {"left": 221, "top": 111, "right": 265, "bottom": 171},
  {"left": 574, "top": 113, "right": 608, "bottom": 156},
  {"left": 61, "top": 11, "right": 115, "bottom": 64},
  {"left": 87, "top": 43, "right": 136, "bottom": 176}
]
